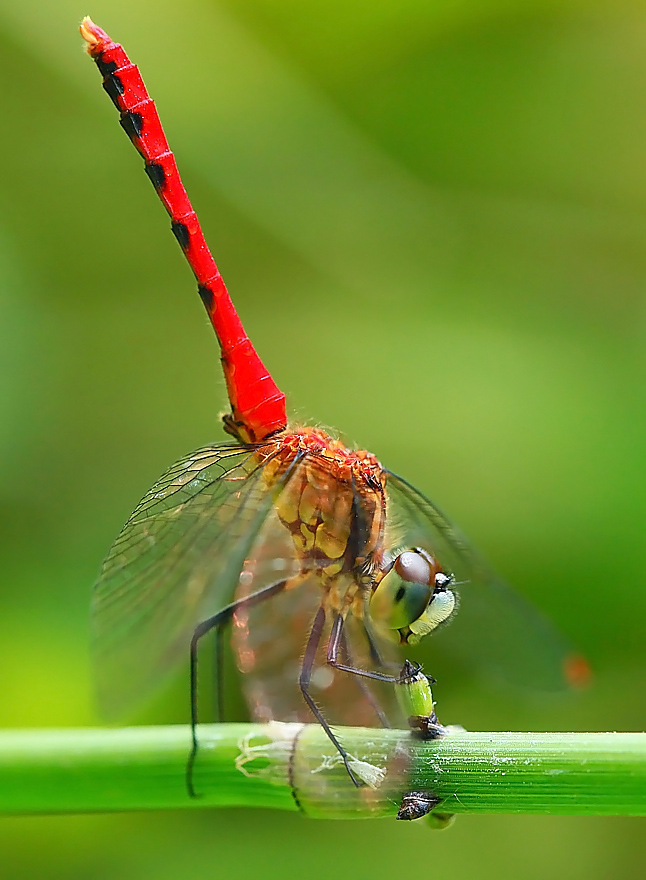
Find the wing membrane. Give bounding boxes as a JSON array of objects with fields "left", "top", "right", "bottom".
[
  {"left": 92, "top": 443, "right": 278, "bottom": 717},
  {"left": 385, "top": 471, "right": 578, "bottom": 692}
]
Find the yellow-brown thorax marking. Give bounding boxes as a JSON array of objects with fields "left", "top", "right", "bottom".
[{"left": 255, "top": 428, "right": 387, "bottom": 612}]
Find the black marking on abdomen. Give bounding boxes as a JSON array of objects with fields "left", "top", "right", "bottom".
[
  {"left": 145, "top": 162, "right": 166, "bottom": 191},
  {"left": 96, "top": 55, "right": 118, "bottom": 77},
  {"left": 198, "top": 285, "right": 214, "bottom": 310},
  {"left": 102, "top": 73, "right": 124, "bottom": 110},
  {"left": 120, "top": 110, "right": 143, "bottom": 140},
  {"left": 171, "top": 221, "right": 190, "bottom": 250}
]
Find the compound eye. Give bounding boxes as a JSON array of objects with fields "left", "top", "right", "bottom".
[
  {"left": 395, "top": 550, "right": 432, "bottom": 585},
  {"left": 370, "top": 567, "right": 433, "bottom": 630}
]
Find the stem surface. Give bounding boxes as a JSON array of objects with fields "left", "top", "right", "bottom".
[{"left": 0, "top": 725, "right": 643, "bottom": 818}]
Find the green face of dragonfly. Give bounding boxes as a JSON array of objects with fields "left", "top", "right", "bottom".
[{"left": 369, "top": 548, "right": 456, "bottom": 645}]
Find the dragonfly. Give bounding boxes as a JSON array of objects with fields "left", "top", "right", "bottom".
[{"left": 80, "top": 18, "right": 588, "bottom": 795}]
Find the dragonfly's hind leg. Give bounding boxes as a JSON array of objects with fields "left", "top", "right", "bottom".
[
  {"left": 299, "top": 606, "right": 364, "bottom": 788},
  {"left": 187, "top": 577, "right": 289, "bottom": 798},
  {"left": 213, "top": 625, "right": 225, "bottom": 722}
]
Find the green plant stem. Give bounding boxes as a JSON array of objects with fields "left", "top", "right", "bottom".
[{"left": 0, "top": 725, "right": 644, "bottom": 818}]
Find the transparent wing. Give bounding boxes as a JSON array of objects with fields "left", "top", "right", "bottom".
[
  {"left": 92, "top": 443, "right": 279, "bottom": 718},
  {"left": 385, "top": 471, "right": 583, "bottom": 692}
]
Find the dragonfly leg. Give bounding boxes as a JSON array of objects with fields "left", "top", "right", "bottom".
[
  {"left": 299, "top": 606, "right": 364, "bottom": 788},
  {"left": 187, "top": 577, "right": 289, "bottom": 798},
  {"left": 361, "top": 593, "right": 402, "bottom": 675},
  {"left": 364, "top": 622, "right": 404, "bottom": 678},
  {"left": 362, "top": 623, "right": 389, "bottom": 669},
  {"left": 327, "top": 614, "right": 403, "bottom": 684},
  {"left": 340, "top": 628, "right": 391, "bottom": 728}
]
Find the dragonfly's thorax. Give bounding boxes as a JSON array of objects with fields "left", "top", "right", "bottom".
[{"left": 256, "top": 428, "right": 387, "bottom": 579}]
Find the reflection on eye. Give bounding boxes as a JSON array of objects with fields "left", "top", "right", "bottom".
[{"left": 394, "top": 550, "right": 432, "bottom": 586}]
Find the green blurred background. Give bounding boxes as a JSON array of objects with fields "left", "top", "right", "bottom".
[{"left": 1, "top": 0, "right": 645, "bottom": 875}]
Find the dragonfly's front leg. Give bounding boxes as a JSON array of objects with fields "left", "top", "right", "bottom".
[
  {"left": 338, "top": 627, "right": 391, "bottom": 728},
  {"left": 327, "top": 613, "right": 404, "bottom": 684}
]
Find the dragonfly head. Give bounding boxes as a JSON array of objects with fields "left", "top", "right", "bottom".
[{"left": 369, "top": 548, "right": 456, "bottom": 645}]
